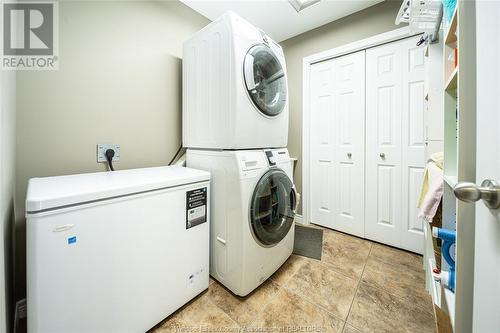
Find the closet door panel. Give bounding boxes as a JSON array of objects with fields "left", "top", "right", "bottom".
[
  {"left": 332, "top": 51, "right": 365, "bottom": 237},
  {"left": 308, "top": 36, "right": 425, "bottom": 252},
  {"left": 310, "top": 61, "right": 335, "bottom": 228},
  {"left": 365, "top": 43, "right": 403, "bottom": 247},
  {"left": 309, "top": 51, "right": 365, "bottom": 235},
  {"left": 401, "top": 39, "right": 426, "bottom": 254}
]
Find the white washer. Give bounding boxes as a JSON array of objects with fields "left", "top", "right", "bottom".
[
  {"left": 183, "top": 11, "right": 289, "bottom": 149},
  {"left": 187, "top": 148, "right": 297, "bottom": 296}
]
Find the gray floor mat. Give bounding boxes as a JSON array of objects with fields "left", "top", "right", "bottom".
[{"left": 293, "top": 224, "right": 323, "bottom": 260}]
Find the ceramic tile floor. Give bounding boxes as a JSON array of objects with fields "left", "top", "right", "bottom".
[{"left": 151, "top": 227, "right": 435, "bottom": 333}]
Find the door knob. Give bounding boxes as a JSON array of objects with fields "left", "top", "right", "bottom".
[
  {"left": 379, "top": 153, "right": 386, "bottom": 159},
  {"left": 347, "top": 153, "right": 352, "bottom": 158},
  {"left": 453, "top": 179, "right": 500, "bottom": 209}
]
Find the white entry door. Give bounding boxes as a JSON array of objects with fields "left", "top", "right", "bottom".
[
  {"left": 309, "top": 51, "right": 365, "bottom": 237},
  {"left": 469, "top": 3, "right": 500, "bottom": 331},
  {"left": 365, "top": 37, "right": 425, "bottom": 253}
]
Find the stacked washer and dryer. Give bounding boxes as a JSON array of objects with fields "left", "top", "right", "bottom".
[{"left": 183, "top": 12, "right": 298, "bottom": 296}]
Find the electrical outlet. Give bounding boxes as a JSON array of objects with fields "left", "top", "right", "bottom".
[{"left": 97, "top": 144, "right": 120, "bottom": 163}]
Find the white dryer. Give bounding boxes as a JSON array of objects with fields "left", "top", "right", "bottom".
[
  {"left": 183, "top": 11, "right": 289, "bottom": 149},
  {"left": 187, "top": 148, "right": 297, "bottom": 296}
]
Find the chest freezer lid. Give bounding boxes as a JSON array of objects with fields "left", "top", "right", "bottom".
[{"left": 26, "top": 166, "right": 210, "bottom": 213}]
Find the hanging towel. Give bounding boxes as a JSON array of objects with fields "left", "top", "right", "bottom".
[
  {"left": 429, "top": 152, "right": 444, "bottom": 169},
  {"left": 417, "top": 152, "right": 444, "bottom": 207},
  {"left": 418, "top": 161, "right": 444, "bottom": 222}
]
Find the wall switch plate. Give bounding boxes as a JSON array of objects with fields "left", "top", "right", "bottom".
[{"left": 97, "top": 144, "right": 120, "bottom": 163}]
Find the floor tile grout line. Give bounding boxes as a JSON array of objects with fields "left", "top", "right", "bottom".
[
  {"left": 156, "top": 237, "right": 432, "bottom": 333},
  {"left": 323, "top": 229, "right": 424, "bottom": 272},
  {"left": 159, "top": 289, "right": 242, "bottom": 331},
  {"left": 357, "top": 280, "right": 434, "bottom": 315},
  {"left": 349, "top": 282, "right": 437, "bottom": 333},
  {"left": 340, "top": 320, "right": 347, "bottom": 333},
  {"left": 344, "top": 242, "right": 373, "bottom": 331},
  {"left": 314, "top": 258, "right": 363, "bottom": 283},
  {"left": 364, "top": 256, "right": 426, "bottom": 279},
  {"left": 203, "top": 284, "right": 243, "bottom": 328},
  {"left": 341, "top": 250, "right": 435, "bottom": 333},
  {"left": 286, "top": 255, "right": 352, "bottom": 310},
  {"left": 321, "top": 231, "right": 375, "bottom": 282},
  {"left": 269, "top": 256, "right": 308, "bottom": 287},
  {"left": 209, "top": 259, "right": 308, "bottom": 329},
  {"left": 284, "top": 255, "right": 363, "bottom": 322},
  {"left": 281, "top": 283, "right": 348, "bottom": 325},
  {"left": 206, "top": 279, "right": 241, "bottom": 328},
  {"left": 367, "top": 245, "right": 425, "bottom": 274},
  {"left": 368, "top": 257, "right": 426, "bottom": 276},
  {"left": 361, "top": 253, "right": 433, "bottom": 314},
  {"left": 245, "top": 271, "right": 303, "bottom": 328},
  {"left": 245, "top": 286, "right": 288, "bottom": 327}
]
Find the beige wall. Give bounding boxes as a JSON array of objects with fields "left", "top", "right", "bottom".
[
  {"left": 15, "top": 0, "right": 209, "bottom": 301},
  {"left": 13, "top": 0, "right": 402, "bottom": 306},
  {"left": 281, "top": 0, "right": 402, "bottom": 214},
  {"left": 1, "top": 70, "right": 16, "bottom": 332}
]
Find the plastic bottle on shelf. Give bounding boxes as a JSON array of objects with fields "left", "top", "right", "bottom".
[{"left": 432, "top": 227, "right": 456, "bottom": 291}]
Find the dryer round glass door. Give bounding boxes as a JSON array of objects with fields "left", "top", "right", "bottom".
[
  {"left": 250, "top": 169, "right": 296, "bottom": 246},
  {"left": 243, "top": 45, "right": 287, "bottom": 117}
]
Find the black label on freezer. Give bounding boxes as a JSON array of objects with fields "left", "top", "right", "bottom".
[{"left": 186, "top": 187, "right": 207, "bottom": 229}]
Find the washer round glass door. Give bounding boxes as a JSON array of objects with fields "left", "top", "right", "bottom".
[
  {"left": 243, "top": 44, "right": 287, "bottom": 117},
  {"left": 250, "top": 169, "right": 296, "bottom": 246}
]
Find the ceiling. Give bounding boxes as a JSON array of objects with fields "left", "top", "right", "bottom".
[{"left": 180, "top": 0, "right": 384, "bottom": 42}]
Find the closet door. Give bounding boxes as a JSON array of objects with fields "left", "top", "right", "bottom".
[
  {"left": 310, "top": 60, "right": 335, "bottom": 229},
  {"left": 365, "top": 37, "right": 425, "bottom": 252},
  {"left": 399, "top": 38, "right": 426, "bottom": 254},
  {"left": 365, "top": 42, "right": 403, "bottom": 247},
  {"left": 332, "top": 52, "right": 366, "bottom": 237},
  {"left": 309, "top": 51, "right": 365, "bottom": 237}
]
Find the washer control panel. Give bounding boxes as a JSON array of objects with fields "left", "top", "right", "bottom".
[
  {"left": 238, "top": 151, "right": 267, "bottom": 172},
  {"left": 237, "top": 149, "right": 291, "bottom": 176},
  {"left": 264, "top": 149, "right": 290, "bottom": 166},
  {"left": 265, "top": 151, "right": 276, "bottom": 166}
]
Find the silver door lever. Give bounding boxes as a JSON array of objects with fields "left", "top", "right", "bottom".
[{"left": 453, "top": 180, "right": 500, "bottom": 209}]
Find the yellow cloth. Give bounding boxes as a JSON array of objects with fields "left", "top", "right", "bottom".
[
  {"left": 417, "top": 152, "right": 444, "bottom": 208},
  {"left": 429, "top": 152, "right": 444, "bottom": 169}
]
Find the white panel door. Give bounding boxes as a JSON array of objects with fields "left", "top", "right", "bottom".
[
  {"left": 365, "top": 37, "right": 425, "bottom": 252},
  {"left": 472, "top": 2, "right": 500, "bottom": 330},
  {"left": 400, "top": 38, "right": 426, "bottom": 254},
  {"left": 331, "top": 51, "right": 365, "bottom": 237},
  {"left": 365, "top": 42, "right": 403, "bottom": 247},
  {"left": 309, "top": 51, "right": 365, "bottom": 237},
  {"left": 310, "top": 60, "right": 335, "bottom": 228}
]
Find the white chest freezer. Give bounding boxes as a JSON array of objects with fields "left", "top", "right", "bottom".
[{"left": 26, "top": 166, "right": 210, "bottom": 333}]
